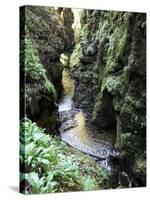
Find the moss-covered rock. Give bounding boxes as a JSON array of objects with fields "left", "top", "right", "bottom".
[
  {"left": 20, "top": 6, "right": 71, "bottom": 132},
  {"left": 71, "top": 10, "right": 146, "bottom": 186}
]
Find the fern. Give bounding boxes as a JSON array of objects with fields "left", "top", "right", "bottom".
[
  {"left": 20, "top": 38, "right": 56, "bottom": 98},
  {"left": 42, "top": 72, "right": 56, "bottom": 98}
]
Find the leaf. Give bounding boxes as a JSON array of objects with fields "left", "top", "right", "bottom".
[
  {"left": 41, "top": 158, "right": 50, "bottom": 165},
  {"left": 27, "top": 156, "right": 33, "bottom": 165},
  {"left": 33, "top": 132, "right": 44, "bottom": 142},
  {"left": 47, "top": 172, "right": 54, "bottom": 182},
  {"left": 35, "top": 147, "right": 43, "bottom": 154},
  {"left": 20, "top": 143, "right": 25, "bottom": 155},
  {"left": 25, "top": 142, "right": 36, "bottom": 156},
  {"left": 82, "top": 176, "right": 99, "bottom": 191},
  {"left": 20, "top": 173, "right": 26, "bottom": 182},
  {"left": 26, "top": 172, "right": 43, "bottom": 193}
]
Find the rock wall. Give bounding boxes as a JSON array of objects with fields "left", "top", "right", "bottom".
[
  {"left": 71, "top": 10, "right": 146, "bottom": 185},
  {"left": 57, "top": 8, "right": 75, "bottom": 49},
  {"left": 20, "top": 6, "right": 70, "bottom": 132}
]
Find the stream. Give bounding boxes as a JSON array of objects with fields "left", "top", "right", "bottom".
[
  {"left": 59, "top": 69, "right": 135, "bottom": 187},
  {"left": 58, "top": 68, "right": 122, "bottom": 186}
]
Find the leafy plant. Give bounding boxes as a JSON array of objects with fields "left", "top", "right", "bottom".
[
  {"left": 20, "top": 38, "right": 45, "bottom": 80},
  {"left": 20, "top": 118, "right": 108, "bottom": 194},
  {"left": 82, "top": 176, "right": 99, "bottom": 191}
]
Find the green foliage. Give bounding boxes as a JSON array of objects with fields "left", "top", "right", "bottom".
[
  {"left": 20, "top": 118, "right": 108, "bottom": 194},
  {"left": 80, "top": 24, "right": 89, "bottom": 40},
  {"left": 24, "top": 172, "right": 45, "bottom": 193},
  {"left": 119, "top": 132, "right": 136, "bottom": 155},
  {"left": 20, "top": 118, "right": 58, "bottom": 170},
  {"left": 70, "top": 43, "right": 81, "bottom": 68},
  {"left": 21, "top": 38, "right": 46, "bottom": 80},
  {"left": 133, "top": 157, "right": 146, "bottom": 175},
  {"left": 120, "top": 132, "right": 132, "bottom": 145},
  {"left": 105, "top": 76, "right": 121, "bottom": 95},
  {"left": 20, "top": 38, "right": 56, "bottom": 97},
  {"left": 82, "top": 176, "right": 99, "bottom": 191},
  {"left": 42, "top": 73, "right": 56, "bottom": 98}
]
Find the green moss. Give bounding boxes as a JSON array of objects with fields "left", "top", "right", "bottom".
[
  {"left": 117, "top": 30, "right": 127, "bottom": 58},
  {"left": 70, "top": 43, "right": 81, "bottom": 68},
  {"left": 20, "top": 38, "right": 46, "bottom": 80},
  {"left": 25, "top": 6, "right": 65, "bottom": 59},
  {"left": 105, "top": 76, "right": 122, "bottom": 95},
  {"left": 71, "top": 10, "right": 146, "bottom": 186},
  {"left": 107, "top": 62, "right": 119, "bottom": 74},
  {"left": 119, "top": 132, "right": 132, "bottom": 148},
  {"left": 96, "top": 20, "right": 109, "bottom": 40},
  {"left": 133, "top": 157, "right": 146, "bottom": 175},
  {"left": 20, "top": 38, "right": 56, "bottom": 98},
  {"left": 42, "top": 73, "right": 56, "bottom": 98},
  {"left": 80, "top": 24, "right": 89, "bottom": 40}
]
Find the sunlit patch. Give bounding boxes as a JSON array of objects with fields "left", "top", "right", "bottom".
[
  {"left": 58, "top": 68, "right": 75, "bottom": 112},
  {"left": 60, "top": 53, "right": 69, "bottom": 67},
  {"left": 72, "top": 9, "right": 81, "bottom": 30},
  {"left": 62, "top": 68, "right": 74, "bottom": 96}
]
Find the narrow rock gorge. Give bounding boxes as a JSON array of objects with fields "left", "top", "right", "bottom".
[{"left": 20, "top": 6, "right": 146, "bottom": 194}]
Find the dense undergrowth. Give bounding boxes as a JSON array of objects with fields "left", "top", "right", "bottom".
[{"left": 20, "top": 118, "right": 109, "bottom": 194}]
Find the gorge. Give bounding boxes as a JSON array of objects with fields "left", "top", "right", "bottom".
[{"left": 20, "top": 6, "right": 146, "bottom": 194}]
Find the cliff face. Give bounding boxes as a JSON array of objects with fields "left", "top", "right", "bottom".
[
  {"left": 71, "top": 10, "right": 146, "bottom": 185},
  {"left": 20, "top": 6, "right": 70, "bottom": 132},
  {"left": 57, "top": 8, "right": 75, "bottom": 49}
]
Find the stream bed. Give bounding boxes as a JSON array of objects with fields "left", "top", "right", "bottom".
[
  {"left": 59, "top": 69, "right": 119, "bottom": 168},
  {"left": 58, "top": 68, "right": 131, "bottom": 187}
]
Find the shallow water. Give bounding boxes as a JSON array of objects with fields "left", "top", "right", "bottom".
[
  {"left": 60, "top": 110, "right": 117, "bottom": 160},
  {"left": 58, "top": 68, "right": 74, "bottom": 112},
  {"left": 58, "top": 95, "right": 73, "bottom": 112},
  {"left": 58, "top": 69, "right": 139, "bottom": 188},
  {"left": 58, "top": 69, "right": 119, "bottom": 172}
]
